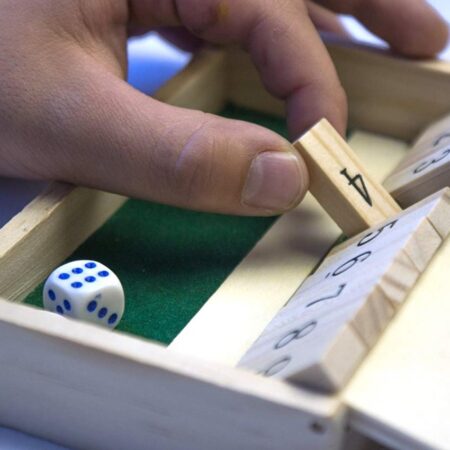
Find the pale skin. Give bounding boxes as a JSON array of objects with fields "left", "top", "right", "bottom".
[{"left": 0, "top": 1, "right": 447, "bottom": 215}]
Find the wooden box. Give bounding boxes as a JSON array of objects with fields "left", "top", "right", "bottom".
[{"left": 1, "top": 40, "right": 450, "bottom": 450}]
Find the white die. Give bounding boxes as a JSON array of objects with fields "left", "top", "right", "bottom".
[{"left": 43, "top": 260, "right": 125, "bottom": 329}]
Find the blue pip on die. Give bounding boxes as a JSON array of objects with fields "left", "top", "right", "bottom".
[{"left": 43, "top": 260, "right": 125, "bottom": 329}]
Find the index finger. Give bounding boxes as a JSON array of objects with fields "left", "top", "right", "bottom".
[{"left": 131, "top": 0, "right": 348, "bottom": 137}]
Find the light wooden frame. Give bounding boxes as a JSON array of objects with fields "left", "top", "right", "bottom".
[{"left": 1, "top": 41, "right": 450, "bottom": 449}]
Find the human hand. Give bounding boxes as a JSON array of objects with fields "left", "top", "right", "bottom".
[{"left": 0, "top": 1, "right": 447, "bottom": 215}]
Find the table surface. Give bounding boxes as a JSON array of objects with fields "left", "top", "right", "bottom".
[{"left": 2, "top": 2, "right": 450, "bottom": 447}]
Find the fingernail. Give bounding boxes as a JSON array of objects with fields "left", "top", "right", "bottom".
[{"left": 242, "top": 151, "right": 307, "bottom": 212}]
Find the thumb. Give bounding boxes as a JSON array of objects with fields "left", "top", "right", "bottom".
[{"left": 16, "top": 55, "right": 309, "bottom": 216}]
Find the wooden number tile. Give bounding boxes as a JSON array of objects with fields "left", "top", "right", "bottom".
[
  {"left": 272, "top": 269, "right": 397, "bottom": 346},
  {"left": 294, "top": 119, "right": 400, "bottom": 236},
  {"left": 394, "top": 121, "right": 450, "bottom": 172},
  {"left": 411, "top": 112, "right": 450, "bottom": 154},
  {"left": 292, "top": 194, "right": 447, "bottom": 305},
  {"left": 239, "top": 241, "right": 420, "bottom": 392},
  {"left": 394, "top": 139, "right": 447, "bottom": 173},
  {"left": 238, "top": 249, "right": 419, "bottom": 392},
  {"left": 238, "top": 191, "right": 450, "bottom": 392},
  {"left": 301, "top": 232, "right": 429, "bottom": 300},
  {"left": 298, "top": 243, "right": 419, "bottom": 313},
  {"left": 267, "top": 275, "right": 377, "bottom": 335},
  {"left": 238, "top": 302, "right": 367, "bottom": 393},
  {"left": 295, "top": 244, "right": 400, "bottom": 305},
  {"left": 384, "top": 143, "right": 450, "bottom": 207},
  {"left": 325, "top": 189, "right": 448, "bottom": 272}
]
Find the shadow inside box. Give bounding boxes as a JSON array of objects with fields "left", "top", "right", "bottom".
[{"left": 274, "top": 206, "right": 339, "bottom": 258}]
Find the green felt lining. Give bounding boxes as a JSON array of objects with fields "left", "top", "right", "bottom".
[{"left": 24, "top": 105, "right": 288, "bottom": 344}]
